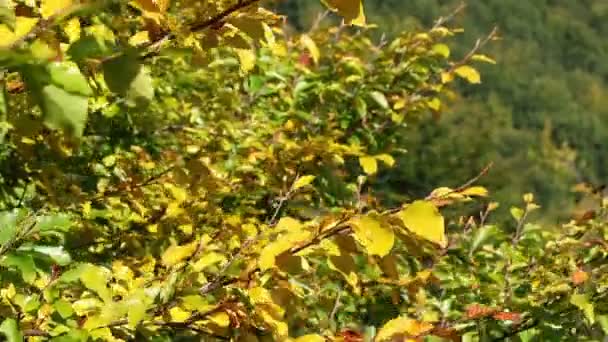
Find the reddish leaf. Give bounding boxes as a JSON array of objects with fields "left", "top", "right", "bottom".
[
  {"left": 493, "top": 311, "right": 522, "bottom": 322},
  {"left": 572, "top": 269, "right": 589, "bottom": 285},
  {"left": 465, "top": 304, "right": 497, "bottom": 319}
]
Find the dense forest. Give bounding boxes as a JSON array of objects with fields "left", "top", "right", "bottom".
[{"left": 278, "top": 0, "right": 608, "bottom": 222}]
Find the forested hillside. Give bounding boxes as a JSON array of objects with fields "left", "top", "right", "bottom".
[{"left": 278, "top": 0, "right": 608, "bottom": 222}]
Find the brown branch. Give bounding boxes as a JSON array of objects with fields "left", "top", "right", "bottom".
[
  {"left": 141, "top": 0, "right": 261, "bottom": 59},
  {"left": 432, "top": 2, "right": 466, "bottom": 29},
  {"left": 448, "top": 26, "right": 499, "bottom": 72},
  {"left": 425, "top": 162, "right": 493, "bottom": 201}
]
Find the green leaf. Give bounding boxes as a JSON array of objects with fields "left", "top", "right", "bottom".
[
  {"left": 571, "top": 293, "right": 595, "bottom": 324},
  {"left": 510, "top": 207, "right": 524, "bottom": 221},
  {"left": 36, "top": 213, "right": 71, "bottom": 232},
  {"left": 80, "top": 264, "right": 112, "bottom": 302},
  {"left": 67, "top": 35, "right": 110, "bottom": 62},
  {"left": 47, "top": 62, "right": 92, "bottom": 96},
  {"left": 0, "top": 209, "right": 23, "bottom": 245},
  {"left": 470, "top": 225, "right": 502, "bottom": 254},
  {"left": 0, "top": 2, "right": 15, "bottom": 31},
  {"left": 0, "top": 318, "right": 22, "bottom": 342},
  {"left": 1, "top": 253, "right": 37, "bottom": 283},
  {"left": 370, "top": 91, "right": 389, "bottom": 109},
  {"left": 398, "top": 200, "right": 446, "bottom": 247},
  {"left": 102, "top": 52, "right": 153, "bottom": 102},
  {"left": 599, "top": 315, "right": 608, "bottom": 335},
  {"left": 359, "top": 156, "right": 378, "bottom": 175},
  {"left": 18, "top": 245, "right": 72, "bottom": 266},
  {"left": 54, "top": 299, "right": 74, "bottom": 319},
  {"left": 39, "top": 84, "right": 89, "bottom": 138},
  {"left": 349, "top": 215, "right": 394, "bottom": 257}
]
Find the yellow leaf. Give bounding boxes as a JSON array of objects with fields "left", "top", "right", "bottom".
[
  {"left": 441, "top": 71, "right": 454, "bottom": 84},
  {"left": 128, "top": 31, "right": 150, "bottom": 46},
  {"left": 325, "top": 0, "right": 366, "bottom": 26},
  {"left": 431, "top": 43, "right": 450, "bottom": 58},
  {"left": 300, "top": 34, "right": 320, "bottom": 64},
  {"left": 64, "top": 18, "right": 81, "bottom": 43},
  {"left": 235, "top": 48, "right": 256, "bottom": 73},
  {"left": 192, "top": 252, "right": 226, "bottom": 272},
  {"left": 454, "top": 65, "right": 481, "bottom": 84},
  {"left": 275, "top": 216, "right": 302, "bottom": 233},
  {"left": 161, "top": 241, "right": 198, "bottom": 267},
  {"left": 192, "top": 252, "right": 225, "bottom": 271},
  {"left": 461, "top": 186, "right": 489, "bottom": 197},
  {"left": 294, "top": 334, "right": 325, "bottom": 342},
  {"left": 208, "top": 312, "right": 231, "bottom": 327},
  {"left": 471, "top": 53, "right": 496, "bottom": 64},
  {"left": 169, "top": 307, "right": 191, "bottom": 323},
  {"left": 134, "top": 0, "right": 170, "bottom": 13},
  {"left": 398, "top": 200, "right": 446, "bottom": 247},
  {"left": 376, "top": 316, "right": 433, "bottom": 341},
  {"left": 359, "top": 156, "right": 378, "bottom": 175},
  {"left": 293, "top": 175, "right": 316, "bottom": 190},
  {"left": 375, "top": 154, "right": 395, "bottom": 167},
  {"left": 41, "top": 0, "right": 72, "bottom": 18},
  {"left": 349, "top": 216, "right": 395, "bottom": 257},
  {"left": 0, "top": 17, "right": 39, "bottom": 48},
  {"left": 427, "top": 98, "right": 441, "bottom": 111},
  {"left": 393, "top": 98, "right": 406, "bottom": 110}
]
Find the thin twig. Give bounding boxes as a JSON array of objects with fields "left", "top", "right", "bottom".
[
  {"left": 141, "top": 0, "right": 261, "bottom": 59},
  {"left": 432, "top": 2, "right": 467, "bottom": 29},
  {"left": 329, "top": 288, "right": 342, "bottom": 323}
]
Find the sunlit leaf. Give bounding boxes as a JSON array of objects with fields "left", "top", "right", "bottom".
[
  {"left": 398, "top": 200, "right": 446, "bottom": 247},
  {"left": 349, "top": 215, "right": 394, "bottom": 257},
  {"left": 571, "top": 293, "right": 595, "bottom": 324},
  {"left": 293, "top": 175, "right": 316, "bottom": 190},
  {"left": 359, "top": 156, "right": 378, "bottom": 175},
  {"left": 323, "top": 0, "right": 366, "bottom": 26},
  {"left": 454, "top": 65, "right": 481, "bottom": 84},
  {"left": 294, "top": 334, "right": 325, "bottom": 342},
  {"left": 235, "top": 48, "right": 256, "bottom": 73},
  {"left": 134, "top": 0, "right": 170, "bottom": 13},
  {"left": 162, "top": 241, "right": 198, "bottom": 267},
  {"left": 40, "top": 0, "right": 72, "bottom": 18},
  {"left": 376, "top": 316, "right": 433, "bottom": 341},
  {"left": 300, "top": 35, "right": 320, "bottom": 64},
  {"left": 0, "top": 16, "right": 38, "bottom": 48},
  {"left": 0, "top": 318, "right": 22, "bottom": 342}
]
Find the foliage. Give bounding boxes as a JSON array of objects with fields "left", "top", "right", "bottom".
[
  {"left": 0, "top": 0, "right": 606, "bottom": 341},
  {"left": 278, "top": 0, "right": 608, "bottom": 223}
]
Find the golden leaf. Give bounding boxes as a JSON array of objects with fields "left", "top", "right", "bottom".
[
  {"left": 376, "top": 316, "right": 433, "bottom": 341},
  {"left": 398, "top": 200, "right": 446, "bottom": 248},
  {"left": 161, "top": 241, "right": 198, "bottom": 267},
  {"left": 349, "top": 216, "right": 394, "bottom": 257},
  {"left": 41, "top": 0, "right": 72, "bottom": 18},
  {"left": 359, "top": 156, "right": 378, "bottom": 175},
  {"left": 454, "top": 65, "right": 481, "bottom": 84}
]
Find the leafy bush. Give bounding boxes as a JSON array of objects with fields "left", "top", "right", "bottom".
[{"left": 0, "top": 1, "right": 606, "bottom": 341}]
